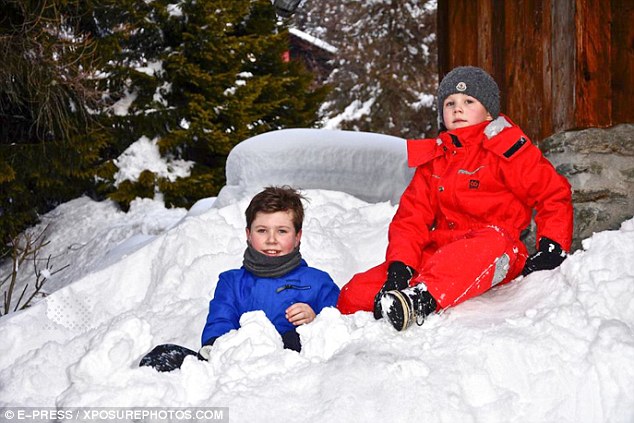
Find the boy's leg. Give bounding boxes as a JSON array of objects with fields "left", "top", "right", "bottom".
[
  {"left": 337, "top": 262, "right": 390, "bottom": 314},
  {"left": 139, "top": 344, "right": 202, "bottom": 372},
  {"left": 418, "top": 227, "right": 526, "bottom": 309}
]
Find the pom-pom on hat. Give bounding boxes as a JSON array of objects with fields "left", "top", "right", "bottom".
[{"left": 437, "top": 66, "right": 500, "bottom": 131}]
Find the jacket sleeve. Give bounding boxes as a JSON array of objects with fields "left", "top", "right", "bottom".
[
  {"left": 200, "top": 272, "right": 242, "bottom": 345},
  {"left": 385, "top": 163, "right": 437, "bottom": 271},
  {"left": 313, "top": 273, "right": 340, "bottom": 313},
  {"left": 487, "top": 126, "right": 574, "bottom": 251}
]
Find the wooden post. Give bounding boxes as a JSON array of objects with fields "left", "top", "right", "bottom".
[
  {"left": 551, "top": 0, "right": 576, "bottom": 133},
  {"left": 610, "top": 0, "right": 634, "bottom": 125},
  {"left": 574, "top": 0, "right": 612, "bottom": 128}
]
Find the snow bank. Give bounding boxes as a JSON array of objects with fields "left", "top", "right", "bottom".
[
  {"left": 213, "top": 128, "right": 414, "bottom": 207},
  {"left": 0, "top": 197, "right": 187, "bottom": 303},
  {"left": 0, "top": 191, "right": 633, "bottom": 422}
]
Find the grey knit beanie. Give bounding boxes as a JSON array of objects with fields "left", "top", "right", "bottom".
[{"left": 437, "top": 66, "right": 500, "bottom": 130}]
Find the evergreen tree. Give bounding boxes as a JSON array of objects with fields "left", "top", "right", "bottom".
[
  {"left": 0, "top": 0, "right": 107, "bottom": 250},
  {"left": 98, "top": 0, "right": 328, "bottom": 209},
  {"left": 0, "top": 0, "right": 327, "bottom": 250}
]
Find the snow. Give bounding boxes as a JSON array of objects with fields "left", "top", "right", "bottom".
[
  {"left": 1, "top": 129, "right": 633, "bottom": 422},
  {"left": 111, "top": 90, "right": 138, "bottom": 117},
  {"left": 289, "top": 28, "right": 338, "bottom": 54},
  {"left": 214, "top": 128, "right": 414, "bottom": 207},
  {"left": 320, "top": 98, "right": 377, "bottom": 130},
  {"left": 113, "top": 136, "right": 194, "bottom": 186}
]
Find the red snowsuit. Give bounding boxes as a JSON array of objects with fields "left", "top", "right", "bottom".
[{"left": 337, "top": 116, "right": 573, "bottom": 313}]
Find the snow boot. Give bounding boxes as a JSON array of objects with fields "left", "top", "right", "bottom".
[
  {"left": 381, "top": 284, "right": 437, "bottom": 331},
  {"left": 139, "top": 344, "right": 203, "bottom": 372},
  {"left": 373, "top": 261, "right": 414, "bottom": 320}
]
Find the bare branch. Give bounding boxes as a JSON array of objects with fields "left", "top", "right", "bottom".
[{"left": 1, "top": 224, "right": 66, "bottom": 316}]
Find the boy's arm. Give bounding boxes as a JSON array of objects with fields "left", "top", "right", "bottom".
[
  {"left": 285, "top": 272, "right": 339, "bottom": 325},
  {"left": 316, "top": 274, "right": 340, "bottom": 311},
  {"left": 304, "top": 271, "right": 340, "bottom": 316},
  {"left": 489, "top": 125, "right": 573, "bottom": 251},
  {"left": 281, "top": 267, "right": 341, "bottom": 327},
  {"left": 200, "top": 272, "right": 242, "bottom": 346},
  {"left": 385, "top": 164, "right": 437, "bottom": 271}
]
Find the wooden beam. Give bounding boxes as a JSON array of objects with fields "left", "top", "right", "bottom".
[
  {"left": 437, "top": 0, "right": 633, "bottom": 139},
  {"left": 502, "top": 0, "right": 547, "bottom": 141},
  {"left": 437, "top": 0, "right": 449, "bottom": 77},
  {"left": 575, "top": 0, "right": 612, "bottom": 128},
  {"left": 446, "top": 0, "right": 480, "bottom": 70},
  {"left": 541, "top": 0, "right": 553, "bottom": 138},
  {"left": 611, "top": 0, "right": 634, "bottom": 125},
  {"left": 551, "top": 0, "right": 575, "bottom": 134},
  {"left": 477, "top": 0, "right": 494, "bottom": 70}
]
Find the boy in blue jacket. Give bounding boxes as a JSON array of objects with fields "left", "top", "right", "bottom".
[
  {"left": 199, "top": 186, "right": 340, "bottom": 357},
  {"left": 140, "top": 186, "right": 339, "bottom": 371}
]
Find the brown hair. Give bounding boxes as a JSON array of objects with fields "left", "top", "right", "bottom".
[{"left": 245, "top": 186, "right": 306, "bottom": 232}]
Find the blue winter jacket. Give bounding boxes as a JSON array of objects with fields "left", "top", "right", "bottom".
[{"left": 201, "top": 260, "right": 339, "bottom": 345}]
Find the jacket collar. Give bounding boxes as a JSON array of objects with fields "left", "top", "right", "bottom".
[
  {"left": 407, "top": 115, "right": 517, "bottom": 167},
  {"left": 439, "top": 119, "right": 490, "bottom": 148},
  {"left": 438, "top": 115, "right": 515, "bottom": 149}
]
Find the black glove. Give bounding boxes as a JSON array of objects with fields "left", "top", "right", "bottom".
[
  {"left": 522, "top": 237, "right": 567, "bottom": 276},
  {"left": 373, "top": 261, "right": 414, "bottom": 319}
]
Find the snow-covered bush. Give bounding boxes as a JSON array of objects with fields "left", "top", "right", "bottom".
[{"left": 214, "top": 128, "right": 414, "bottom": 208}]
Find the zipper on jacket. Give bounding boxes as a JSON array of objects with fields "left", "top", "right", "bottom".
[{"left": 276, "top": 284, "right": 311, "bottom": 293}]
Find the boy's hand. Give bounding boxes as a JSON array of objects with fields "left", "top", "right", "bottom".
[
  {"left": 286, "top": 303, "right": 316, "bottom": 326},
  {"left": 522, "top": 237, "right": 567, "bottom": 276}
]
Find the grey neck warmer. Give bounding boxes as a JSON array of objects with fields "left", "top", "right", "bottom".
[{"left": 243, "top": 243, "right": 302, "bottom": 278}]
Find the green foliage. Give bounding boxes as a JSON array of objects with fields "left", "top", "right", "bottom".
[
  {"left": 98, "top": 0, "right": 327, "bottom": 210},
  {"left": 0, "top": 0, "right": 110, "bottom": 251},
  {"left": 0, "top": 0, "right": 326, "bottom": 251},
  {"left": 159, "top": 167, "right": 225, "bottom": 210},
  {"left": 0, "top": 129, "right": 107, "bottom": 250},
  {"left": 107, "top": 171, "right": 157, "bottom": 211}
]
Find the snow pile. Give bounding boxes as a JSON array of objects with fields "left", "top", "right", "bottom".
[
  {"left": 0, "top": 127, "right": 633, "bottom": 422},
  {"left": 0, "top": 191, "right": 632, "bottom": 422},
  {"left": 213, "top": 128, "right": 414, "bottom": 207},
  {"left": 0, "top": 197, "right": 187, "bottom": 298}
]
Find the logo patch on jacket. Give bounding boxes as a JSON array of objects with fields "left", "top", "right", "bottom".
[{"left": 469, "top": 179, "right": 480, "bottom": 189}]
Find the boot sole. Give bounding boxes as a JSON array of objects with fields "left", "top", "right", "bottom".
[{"left": 386, "top": 290, "right": 411, "bottom": 331}]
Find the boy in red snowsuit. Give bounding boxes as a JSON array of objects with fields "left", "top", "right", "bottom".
[{"left": 336, "top": 66, "right": 573, "bottom": 331}]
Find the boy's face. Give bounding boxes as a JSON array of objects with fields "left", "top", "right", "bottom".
[
  {"left": 442, "top": 93, "right": 492, "bottom": 131},
  {"left": 246, "top": 211, "right": 302, "bottom": 257}
]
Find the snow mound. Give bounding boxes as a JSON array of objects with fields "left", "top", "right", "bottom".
[
  {"left": 0, "top": 188, "right": 633, "bottom": 421},
  {"left": 213, "top": 128, "right": 414, "bottom": 207}
]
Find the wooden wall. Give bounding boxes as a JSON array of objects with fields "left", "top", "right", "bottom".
[{"left": 437, "top": 0, "right": 634, "bottom": 141}]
